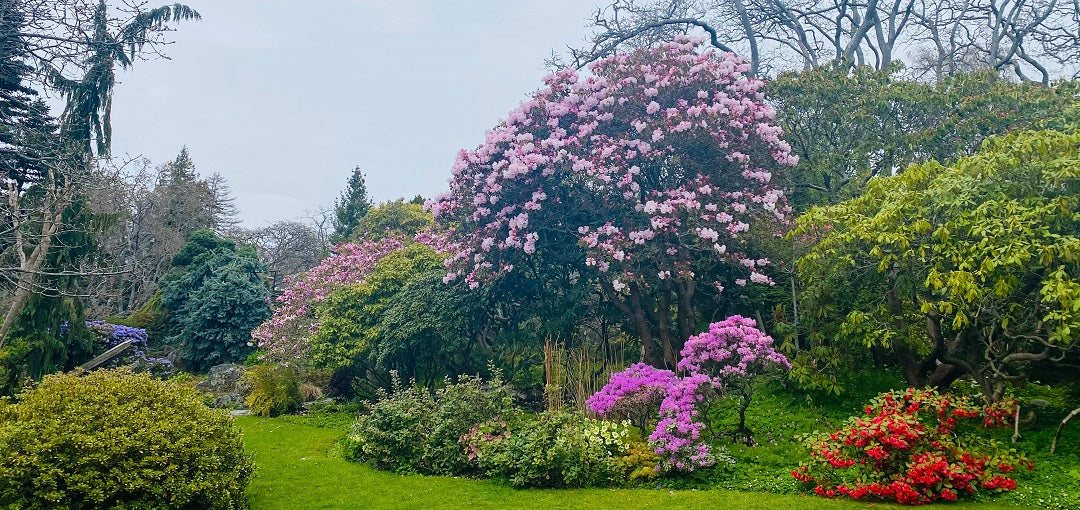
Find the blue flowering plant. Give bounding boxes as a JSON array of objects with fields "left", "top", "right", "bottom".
[{"left": 85, "top": 321, "right": 174, "bottom": 377}]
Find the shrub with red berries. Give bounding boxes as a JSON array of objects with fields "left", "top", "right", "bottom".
[{"left": 793, "top": 388, "right": 1031, "bottom": 505}]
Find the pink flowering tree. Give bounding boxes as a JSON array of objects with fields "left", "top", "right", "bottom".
[
  {"left": 590, "top": 316, "right": 789, "bottom": 470},
  {"left": 679, "top": 315, "right": 791, "bottom": 444},
  {"left": 430, "top": 37, "right": 796, "bottom": 369},
  {"left": 252, "top": 237, "right": 404, "bottom": 364}
]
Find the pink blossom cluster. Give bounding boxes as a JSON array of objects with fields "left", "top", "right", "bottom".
[
  {"left": 589, "top": 316, "right": 789, "bottom": 471},
  {"left": 251, "top": 237, "right": 405, "bottom": 364},
  {"left": 678, "top": 315, "right": 791, "bottom": 381},
  {"left": 428, "top": 36, "right": 796, "bottom": 293},
  {"left": 586, "top": 362, "right": 676, "bottom": 416},
  {"left": 651, "top": 373, "right": 715, "bottom": 469}
]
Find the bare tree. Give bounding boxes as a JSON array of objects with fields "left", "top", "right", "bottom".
[
  {"left": 565, "top": 0, "right": 1080, "bottom": 82},
  {"left": 235, "top": 220, "right": 326, "bottom": 293}
]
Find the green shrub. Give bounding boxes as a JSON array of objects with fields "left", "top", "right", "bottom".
[
  {"left": 463, "top": 410, "right": 634, "bottom": 488},
  {"left": 244, "top": 364, "right": 301, "bottom": 417},
  {"left": 0, "top": 368, "right": 253, "bottom": 509},
  {"left": 345, "top": 370, "right": 514, "bottom": 475},
  {"left": 344, "top": 376, "right": 434, "bottom": 472}
]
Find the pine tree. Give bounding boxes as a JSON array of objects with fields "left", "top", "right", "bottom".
[
  {"left": 206, "top": 172, "right": 240, "bottom": 233},
  {"left": 331, "top": 166, "right": 372, "bottom": 243}
]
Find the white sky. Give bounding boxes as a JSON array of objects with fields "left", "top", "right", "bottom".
[{"left": 108, "top": 1, "right": 604, "bottom": 226}]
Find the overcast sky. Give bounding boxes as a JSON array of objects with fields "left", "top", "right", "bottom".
[{"left": 107, "top": 1, "right": 604, "bottom": 227}]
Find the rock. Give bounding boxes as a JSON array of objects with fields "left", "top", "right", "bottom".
[
  {"left": 213, "top": 393, "right": 244, "bottom": 409},
  {"left": 302, "top": 397, "right": 338, "bottom": 410},
  {"left": 196, "top": 363, "right": 247, "bottom": 394}
]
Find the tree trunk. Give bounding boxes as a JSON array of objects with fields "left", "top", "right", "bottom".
[
  {"left": 629, "top": 286, "right": 663, "bottom": 367},
  {"left": 0, "top": 176, "right": 68, "bottom": 348},
  {"left": 886, "top": 285, "right": 924, "bottom": 386},
  {"left": 1, "top": 224, "right": 57, "bottom": 347},
  {"left": 656, "top": 288, "right": 677, "bottom": 369},
  {"left": 675, "top": 279, "right": 696, "bottom": 349}
]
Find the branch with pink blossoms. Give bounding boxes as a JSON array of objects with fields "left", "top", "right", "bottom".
[{"left": 251, "top": 237, "right": 405, "bottom": 365}]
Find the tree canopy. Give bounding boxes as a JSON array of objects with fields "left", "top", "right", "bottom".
[
  {"left": 431, "top": 37, "right": 795, "bottom": 368},
  {"left": 794, "top": 128, "right": 1080, "bottom": 401}
]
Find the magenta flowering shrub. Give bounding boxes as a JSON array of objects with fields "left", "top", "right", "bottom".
[
  {"left": 678, "top": 315, "right": 792, "bottom": 382},
  {"left": 429, "top": 36, "right": 796, "bottom": 366},
  {"left": 681, "top": 315, "right": 790, "bottom": 444},
  {"left": 651, "top": 373, "right": 718, "bottom": 469},
  {"left": 252, "top": 237, "right": 404, "bottom": 363},
  {"left": 590, "top": 316, "right": 789, "bottom": 471},
  {"left": 586, "top": 363, "right": 675, "bottom": 426}
]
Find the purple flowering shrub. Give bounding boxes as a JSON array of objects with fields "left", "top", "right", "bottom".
[
  {"left": 650, "top": 373, "right": 721, "bottom": 470},
  {"left": 585, "top": 363, "right": 675, "bottom": 428},
  {"left": 85, "top": 321, "right": 173, "bottom": 377},
  {"left": 678, "top": 316, "right": 791, "bottom": 379},
  {"left": 680, "top": 315, "right": 791, "bottom": 444},
  {"left": 590, "top": 315, "right": 789, "bottom": 471}
]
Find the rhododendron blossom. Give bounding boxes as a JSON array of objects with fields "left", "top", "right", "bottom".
[
  {"left": 429, "top": 37, "right": 796, "bottom": 368},
  {"left": 591, "top": 316, "right": 789, "bottom": 471},
  {"left": 795, "top": 388, "right": 1028, "bottom": 505},
  {"left": 252, "top": 238, "right": 404, "bottom": 364},
  {"left": 678, "top": 315, "right": 791, "bottom": 379}
]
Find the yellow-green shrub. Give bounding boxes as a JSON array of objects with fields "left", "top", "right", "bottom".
[
  {"left": 0, "top": 368, "right": 254, "bottom": 509},
  {"left": 243, "top": 364, "right": 301, "bottom": 417}
]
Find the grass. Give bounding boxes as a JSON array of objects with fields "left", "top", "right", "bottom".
[{"left": 236, "top": 415, "right": 1028, "bottom": 510}]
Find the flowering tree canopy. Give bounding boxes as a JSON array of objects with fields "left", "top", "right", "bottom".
[
  {"left": 678, "top": 315, "right": 791, "bottom": 381},
  {"left": 252, "top": 238, "right": 404, "bottom": 364},
  {"left": 430, "top": 37, "right": 796, "bottom": 368}
]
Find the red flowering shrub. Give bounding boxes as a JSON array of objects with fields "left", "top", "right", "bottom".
[{"left": 793, "top": 388, "right": 1030, "bottom": 505}]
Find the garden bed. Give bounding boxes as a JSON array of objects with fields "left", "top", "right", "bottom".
[{"left": 236, "top": 415, "right": 1028, "bottom": 510}]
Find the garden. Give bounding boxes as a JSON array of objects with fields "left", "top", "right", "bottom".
[{"left": 2, "top": 2, "right": 1080, "bottom": 509}]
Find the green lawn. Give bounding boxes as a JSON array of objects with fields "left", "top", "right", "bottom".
[{"left": 236, "top": 416, "right": 1025, "bottom": 510}]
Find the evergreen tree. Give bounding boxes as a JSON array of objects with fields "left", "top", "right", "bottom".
[
  {"left": 159, "top": 230, "right": 269, "bottom": 372},
  {"left": 206, "top": 172, "right": 240, "bottom": 233},
  {"left": 0, "top": 0, "right": 49, "bottom": 184},
  {"left": 47, "top": 0, "right": 200, "bottom": 157},
  {"left": 331, "top": 166, "right": 371, "bottom": 243}
]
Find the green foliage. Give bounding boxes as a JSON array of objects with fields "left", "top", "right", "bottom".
[
  {"left": 0, "top": 368, "right": 253, "bottom": 509},
  {"left": 0, "top": 294, "right": 92, "bottom": 395},
  {"left": 351, "top": 199, "right": 433, "bottom": 241},
  {"left": 769, "top": 65, "right": 1077, "bottom": 210},
  {"left": 126, "top": 291, "right": 168, "bottom": 339},
  {"left": 244, "top": 364, "right": 301, "bottom": 417},
  {"left": 160, "top": 230, "right": 270, "bottom": 372},
  {"left": 310, "top": 243, "right": 442, "bottom": 372},
  {"left": 344, "top": 370, "right": 514, "bottom": 476},
  {"left": 794, "top": 129, "right": 1080, "bottom": 396},
  {"left": 463, "top": 410, "right": 635, "bottom": 488},
  {"left": 331, "top": 167, "right": 372, "bottom": 244}
]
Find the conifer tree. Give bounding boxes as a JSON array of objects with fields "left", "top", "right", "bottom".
[{"left": 331, "top": 166, "right": 372, "bottom": 243}]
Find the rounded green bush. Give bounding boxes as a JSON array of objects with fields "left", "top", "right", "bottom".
[
  {"left": 0, "top": 369, "right": 254, "bottom": 509},
  {"left": 243, "top": 364, "right": 301, "bottom": 417}
]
